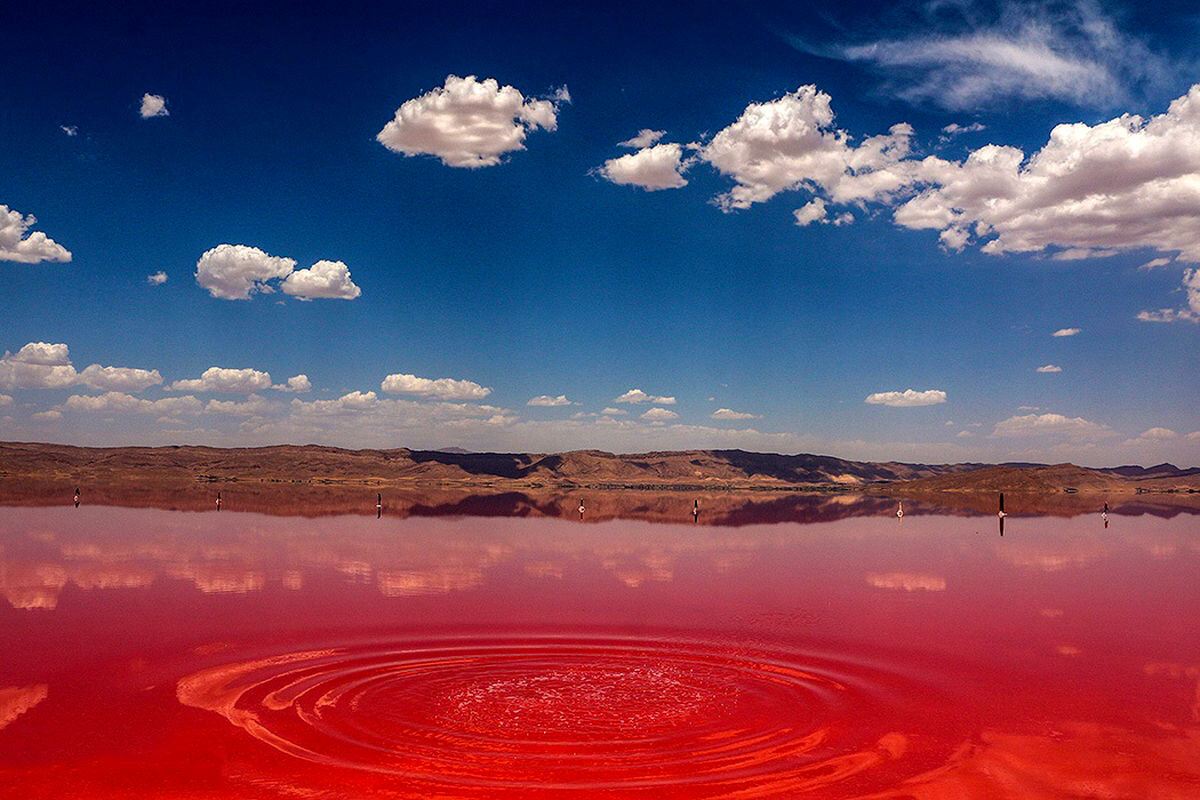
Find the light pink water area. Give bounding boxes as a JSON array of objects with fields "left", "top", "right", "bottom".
[{"left": 1, "top": 505, "right": 1199, "bottom": 797}]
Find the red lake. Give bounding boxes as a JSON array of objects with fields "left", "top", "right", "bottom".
[{"left": 1, "top": 500, "right": 1198, "bottom": 798}]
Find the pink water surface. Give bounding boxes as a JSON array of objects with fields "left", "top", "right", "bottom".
[{"left": 1, "top": 505, "right": 1198, "bottom": 798}]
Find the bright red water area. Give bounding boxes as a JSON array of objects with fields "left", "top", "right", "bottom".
[{"left": 1, "top": 506, "right": 1199, "bottom": 797}]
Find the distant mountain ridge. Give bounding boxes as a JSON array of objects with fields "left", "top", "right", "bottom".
[{"left": 1, "top": 441, "right": 1197, "bottom": 493}]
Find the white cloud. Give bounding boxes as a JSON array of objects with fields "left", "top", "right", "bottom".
[
  {"left": 1052, "top": 328, "right": 1081, "bottom": 337},
  {"left": 63, "top": 391, "right": 203, "bottom": 416},
  {"left": 992, "top": 412, "right": 1111, "bottom": 438},
  {"left": 280, "top": 260, "right": 361, "bottom": 301},
  {"left": 60, "top": 125, "right": 78, "bottom": 136},
  {"left": 0, "top": 205, "right": 72, "bottom": 264},
  {"left": 0, "top": 394, "right": 12, "bottom": 407},
  {"left": 865, "top": 388, "right": 947, "bottom": 407},
  {"left": 8, "top": 342, "right": 70, "bottom": 366},
  {"left": 195, "top": 244, "right": 296, "bottom": 300},
  {"left": 620, "top": 129, "right": 666, "bottom": 149},
  {"left": 600, "top": 407, "right": 626, "bottom": 416},
  {"left": 1036, "top": 364, "right": 1063, "bottom": 373},
  {"left": 894, "top": 84, "right": 1200, "bottom": 262},
  {"left": 793, "top": 198, "right": 827, "bottom": 226},
  {"left": 275, "top": 374, "right": 311, "bottom": 393},
  {"left": 294, "top": 390, "right": 380, "bottom": 414},
  {"left": 1137, "top": 427, "right": 1178, "bottom": 440},
  {"left": 79, "top": 364, "right": 163, "bottom": 392},
  {"left": 614, "top": 388, "right": 675, "bottom": 405},
  {"left": 830, "top": 2, "right": 1167, "bottom": 110},
  {"left": 712, "top": 408, "right": 761, "bottom": 420},
  {"left": 641, "top": 407, "right": 679, "bottom": 422},
  {"left": 701, "top": 86, "right": 916, "bottom": 211},
  {"left": 170, "top": 367, "right": 273, "bottom": 394},
  {"left": 147, "top": 271, "right": 167, "bottom": 285},
  {"left": 0, "top": 344, "right": 77, "bottom": 389},
  {"left": 941, "top": 122, "right": 985, "bottom": 136},
  {"left": 376, "top": 75, "right": 563, "bottom": 168},
  {"left": 140, "top": 93, "right": 168, "bottom": 118},
  {"left": 31, "top": 410, "right": 62, "bottom": 421},
  {"left": 1186, "top": 431, "right": 1200, "bottom": 440},
  {"left": 380, "top": 372, "right": 491, "bottom": 400},
  {"left": 1138, "top": 257, "right": 1173, "bottom": 271},
  {"left": 205, "top": 394, "right": 281, "bottom": 417},
  {"left": 1, "top": 343, "right": 161, "bottom": 393},
  {"left": 598, "top": 143, "right": 689, "bottom": 191},
  {"left": 1137, "top": 307, "right": 1198, "bottom": 323},
  {"left": 527, "top": 395, "right": 574, "bottom": 407},
  {"left": 1052, "top": 248, "right": 1118, "bottom": 261}
]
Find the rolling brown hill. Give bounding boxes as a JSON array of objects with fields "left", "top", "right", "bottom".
[{"left": 0, "top": 441, "right": 1196, "bottom": 494}]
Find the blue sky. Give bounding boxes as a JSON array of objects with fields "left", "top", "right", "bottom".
[{"left": 2, "top": 0, "right": 1198, "bottom": 465}]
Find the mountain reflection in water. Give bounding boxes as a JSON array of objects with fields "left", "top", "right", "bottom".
[
  {"left": 1, "top": 504, "right": 1198, "bottom": 797},
  {"left": 2, "top": 478, "right": 1198, "bottom": 523}
]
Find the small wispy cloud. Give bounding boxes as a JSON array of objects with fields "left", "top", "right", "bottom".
[
  {"left": 1052, "top": 327, "right": 1080, "bottom": 337},
  {"left": 1036, "top": 364, "right": 1062, "bottom": 373},
  {"left": 789, "top": 1, "right": 1173, "bottom": 110}
]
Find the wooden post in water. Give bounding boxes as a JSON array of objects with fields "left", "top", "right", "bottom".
[
  {"left": 216, "top": 491, "right": 222, "bottom": 512},
  {"left": 74, "top": 487, "right": 80, "bottom": 508},
  {"left": 377, "top": 493, "right": 382, "bottom": 519}
]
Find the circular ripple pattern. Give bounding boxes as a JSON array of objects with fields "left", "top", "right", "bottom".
[{"left": 177, "top": 635, "right": 961, "bottom": 795}]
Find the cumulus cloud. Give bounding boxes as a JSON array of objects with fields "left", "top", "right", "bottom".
[
  {"left": 1186, "top": 431, "right": 1200, "bottom": 440},
  {"left": 147, "top": 271, "right": 167, "bottom": 285},
  {"left": 600, "top": 407, "right": 626, "bottom": 416},
  {"left": 0, "top": 394, "right": 11, "bottom": 407},
  {"left": 31, "top": 410, "right": 62, "bottom": 421},
  {"left": 205, "top": 394, "right": 281, "bottom": 417},
  {"left": 63, "top": 391, "right": 202, "bottom": 416},
  {"left": 275, "top": 374, "right": 312, "bottom": 393},
  {"left": 1052, "top": 328, "right": 1081, "bottom": 337},
  {"left": 527, "top": 395, "right": 574, "bottom": 407},
  {"left": 195, "top": 244, "right": 295, "bottom": 300},
  {"left": 78, "top": 364, "right": 163, "bottom": 392},
  {"left": 823, "top": 1, "right": 1169, "bottom": 110},
  {"left": 1036, "top": 364, "right": 1063, "bottom": 373},
  {"left": 0, "top": 205, "right": 72, "bottom": 264},
  {"left": 195, "top": 245, "right": 360, "bottom": 301},
  {"left": 1137, "top": 427, "right": 1178, "bottom": 440},
  {"left": 8, "top": 342, "right": 70, "bottom": 366},
  {"left": 701, "top": 86, "right": 916, "bottom": 212},
  {"left": 295, "top": 390, "right": 381, "bottom": 414},
  {"left": 381, "top": 372, "right": 491, "bottom": 400},
  {"left": 865, "top": 388, "right": 947, "bottom": 407},
  {"left": 893, "top": 84, "right": 1200, "bottom": 262},
  {"left": 793, "top": 198, "right": 828, "bottom": 226},
  {"left": 598, "top": 142, "right": 689, "bottom": 191},
  {"left": 0, "top": 343, "right": 162, "bottom": 393},
  {"left": 614, "top": 388, "right": 675, "bottom": 405},
  {"left": 280, "top": 260, "right": 361, "bottom": 301},
  {"left": 139, "top": 93, "right": 169, "bottom": 118},
  {"left": 0, "top": 344, "right": 77, "bottom": 389},
  {"left": 992, "top": 412, "right": 1111, "bottom": 438},
  {"left": 712, "top": 408, "right": 761, "bottom": 420},
  {"left": 170, "top": 367, "right": 273, "bottom": 394},
  {"left": 641, "top": 407, "right": 679, "bottom": 422},
  {"left": 376, "top": 75, "right": 564, "bottom": 168}
]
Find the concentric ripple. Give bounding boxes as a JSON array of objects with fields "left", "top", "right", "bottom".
[{"left": 177, "top": 634, "right": 966, "bottom": 795}]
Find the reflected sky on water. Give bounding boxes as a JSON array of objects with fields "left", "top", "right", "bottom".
[{"left": 1, "top": 500, "right": 1198, "bottom": 797}]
